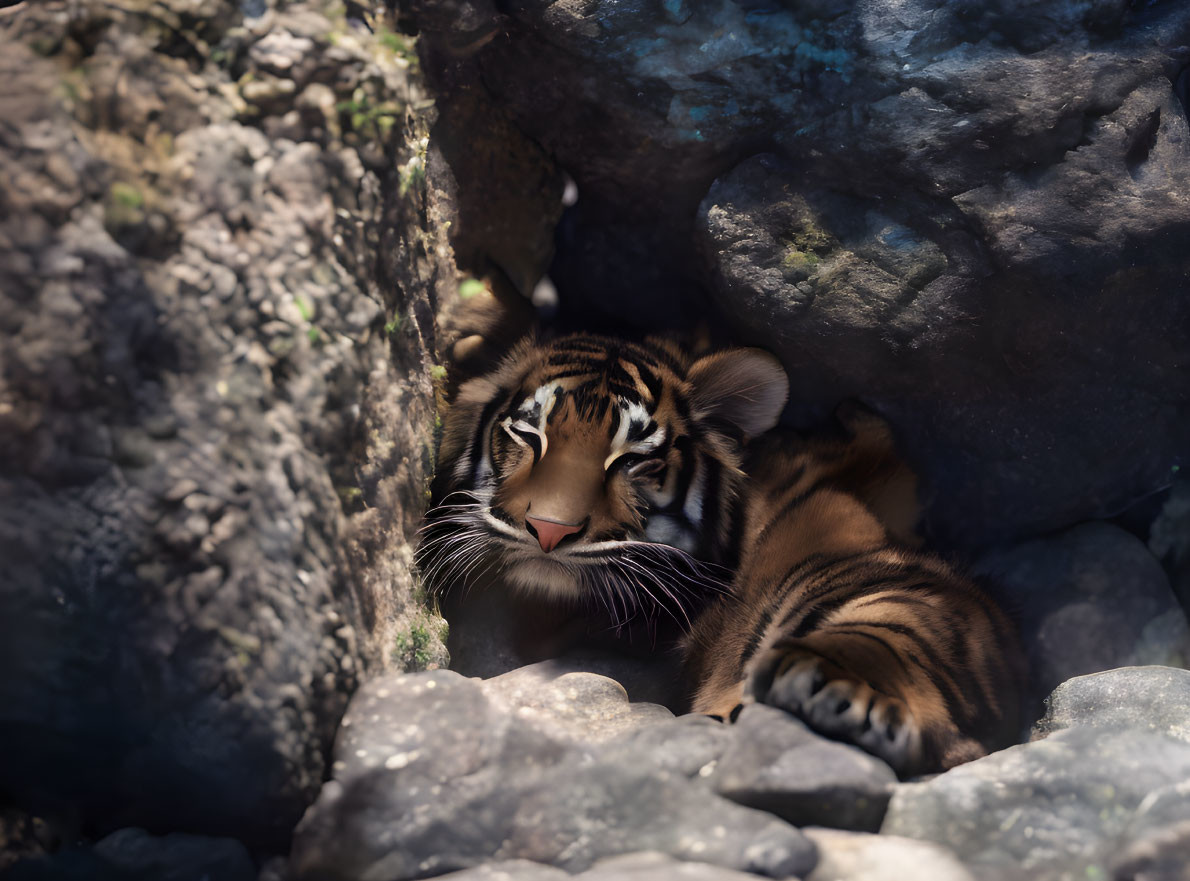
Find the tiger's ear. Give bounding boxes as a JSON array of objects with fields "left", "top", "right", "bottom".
[{"left": 688, "top": 348, "right": 789, "bottom": 438}]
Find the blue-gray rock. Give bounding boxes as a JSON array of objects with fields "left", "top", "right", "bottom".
[
  {"left": 1, "top": 828, "right": 255, "bottom": 881},
  {"left": 973, "top": 523, "right": 1190, "bottom": 713},
  {"left": 705, "top": 705, "right": 896, "bottom": 833},
  {"left": 803, "top": 828, "right": 977, "bottom": 881},
  {"left": 882, "top": 727, "right": 1190, "bottom": 881},
  {"left": 1032, "top": 666, "right": 1190, "bottom": 743},
  {"left": 289, "top": 670, "right": 816, "bottom": 881},
  {"left": 433, "top": 852, "right": 783, "bottom": 881}
]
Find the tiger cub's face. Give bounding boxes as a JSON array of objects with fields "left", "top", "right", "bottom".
[{"left": 420, "top": 334, "right": 788, "bottom": 614}]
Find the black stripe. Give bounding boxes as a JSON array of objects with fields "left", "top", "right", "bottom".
[
  {"left": 841, "top": 620, "right": 971, "bottom": 715},
  {"left": 752, "top": 478, "right": 830, "bottom": 548},
  {"left": 698, "top": 458, "right": 724, "bottom": 559},
  {"left": 468, "top": 391, "right": 511, "bottom": 487},
  {"left": 818, "top": 627, "right": 913, "bottom": 677},
  {"left": 735, "top": 606, "right": 775, "bottom": 677}
]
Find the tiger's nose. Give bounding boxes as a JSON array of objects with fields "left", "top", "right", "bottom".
[{"left": 525, "top": 514, "right": 586, "bottom": 553}]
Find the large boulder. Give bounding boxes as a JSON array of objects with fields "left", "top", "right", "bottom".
[
  {"left": 407, "top": 0, "right": 1190, "bottom": 548},
  {"left": 0, "top": 0, "right": 450, "bottom": 848},
  {"left": 289, "top": 670, "right": 817, "bottom": 881},
  {"left": 883, "top": 666, "right": 1190, "bottom": 880},
  {"left": 973, "top": 522, "right": 1190, "bottom": 712}
]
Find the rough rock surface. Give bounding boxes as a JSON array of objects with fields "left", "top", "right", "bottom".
[
  {"left": 803, "top": 828, "right": 977, "bottom": 881},
  {"left": 706, "top": 706, "right": 896, "bottom": 833},
  {"left": 0, "top": 0, "right": 451, "bottom": 848},
  {"left": 289, "top": 670, "right": 817, "bottom": 881},
  {"left": 884, "top": 666, "right": 1190, "bottom": 881},
  {"left": 432, "top": 853, "right": 775, "bottom": 881},
  {"left": 1033, "top": 666, "right": 1190, "bottom": 743},
  {"left": 407, "top": 0, "right": 1190, "bottom": 548},
  {"left": 973, "top": 522, "right": 1190, "bottom": 711}
]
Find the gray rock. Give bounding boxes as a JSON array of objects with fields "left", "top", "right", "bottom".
[
  {"left": 600, "top": 715, "right": 737, "bottom": 780},
  {"left": 882, "top": 727, "right": 1190, "bottom": 881},
  {"left": 290, "top": 670, "right": 816, "bottom": 881},
  {"left": 973, "top": 522, "right": 1190, "bottom": 712},
  {"left": 706, "top": 706, "right": 896, "bottom": 833},
  {"left": 578, "top": 852, "right": 794, "bottom": 881},
  {"left": 803, "top": 828, "right": 977, "bottom": 881},
  {"left": 1033, "top": 666, "right": 1190, "bottom": 743},
  {"left": 482, "top": 662, "right": 674, "bottom": 744},
  {"left": 1, "top": 828, "right": 256, "bottom": 881},
  {"left": 1150, "top": 480, "right": 1190, "bottom": 612},
  {"left": 0, "top": 0, "right": 452, "bottom": 847},
  {"left": 1110, "top": 822, "right": 1190, "bottom": 881},
  {"left": 91, "top": 828, "right": 256, "bottom": 881},
  {"left": 434, "top": 862, "right": 570, "bottom": 881},
  {"left": 434, "top": 853, "right": 774, "bottom": 881}
]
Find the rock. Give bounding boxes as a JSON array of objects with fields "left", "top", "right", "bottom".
[
  {"left": 433, "top": 861, "right": 570, "bottom": 881},
  {"left": 1150, "top": 479, "right": 1190, "bottom": 611},
  {"left": 0, "top": 0, "right": 452, "bottom": 848},
  {"left": 973, "top": 522, "right": 1190, "bottom": 712},
  {"left": 1033, "top": 666, "right": 1190, "bottom": 743},
  {"left": 803, "top": 828, "right": 977, "bottom": 881},
  {"left": 434, "top": 853, "right": 773, "bottom": 881},
  {"left": 882, "top": 727, "right": 1190, "bottom": 880},
  {"left": 2, "top": 828, "right": 255, "bottom": 881},
  {"left": 481, "top": 662, "right": 674, "bottom": 744},
  {"left": 706, "top": 706, "right": 896, "bottom": 833},
  {"left": 290, "top": 670, "right": 817, "bottom": 881},
  {"left": 600, "top": 715, "right": 737, "bottom": 780},
  {"left": 1110, "top": 822, "right": 1190, "bottom": 881},
  {"left": 407, "top": 0, "right": 1190, "bottom": 548}
]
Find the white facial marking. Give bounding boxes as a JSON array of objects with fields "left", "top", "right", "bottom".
[{"left": 603, "top": 399, "right": 664, "bottom": 471}]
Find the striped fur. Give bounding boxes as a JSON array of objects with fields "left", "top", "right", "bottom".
[
  {"left": 418, "top": 333, "right": 788, "bottom": 623},
  {"left": 684, "top": 408, "right": 1024, "bottom": 775}
]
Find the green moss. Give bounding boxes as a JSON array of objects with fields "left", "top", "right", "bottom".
[
  {"left": 338, "top": 88, "right": 401, "bottom": 142},
  {"left": 430, "top": 364, "right": 447, "bottom": 381},
  {"left": 392, "top": 612, "right": 445, "bottom": 672},
  {"left": 782, "top": 247, "right": 820, "bottom": 270},
  {"left": 110, "top": 182, "right": 145, "bottom": 210},
  {"left": 295, "top": 294, "right": 314, "bottom": 322},
  {"left": 458, "top": 278, "right": 485, "bottom": 300},
  {"left": 307, "top": 326, "right": 322, "bottom": 344},
  {"left": 384, "top": 314, "right": 403, "bottom": 335}
]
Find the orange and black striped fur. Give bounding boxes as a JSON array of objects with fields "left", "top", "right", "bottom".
[
  {"left": 418, "top": 332, "right": 789, "bottom": 622},
  {"left": 683, "top": 408, "right": 1024, "bottom": 776},
  {"left": 421, "top": 328, "right": 1023, "bottom": 774}
]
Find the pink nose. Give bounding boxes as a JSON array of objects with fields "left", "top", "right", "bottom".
[{"left": 525, "top": 515, "right": 585, "bottom": 553}]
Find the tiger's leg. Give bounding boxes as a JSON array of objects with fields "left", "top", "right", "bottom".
[
  {"left": 819, "top": 404, "right": 923, "bottom": 547},
  {"left": 743, "top": 586, "right": 1018, "bottom": 776}
]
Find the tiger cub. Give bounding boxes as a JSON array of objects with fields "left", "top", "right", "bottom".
[
  {"left": 684, "top": 408, "right": 1024, "bottom": 776},
  {"left": 418, "top": 332, "right": 788, "bottom": 614}
]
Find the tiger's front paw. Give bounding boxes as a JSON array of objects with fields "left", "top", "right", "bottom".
[{"left": 744, "top": 647, "right": 923, "bottom": 776}]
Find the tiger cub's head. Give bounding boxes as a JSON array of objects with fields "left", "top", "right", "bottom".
[{"left": 419, "top": 334, "right": 788, "bottom": 613}]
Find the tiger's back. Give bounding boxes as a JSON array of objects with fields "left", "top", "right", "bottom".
[{"left": 685, "top": 410, "right": 1024, "bottom": 775}]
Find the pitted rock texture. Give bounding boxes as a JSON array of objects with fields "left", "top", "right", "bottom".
[
  {"left": 1032, "top": 666, "right": 1190, "bottom": 743},
  {"left": 289, "top": 669, "right": 819, "bottom": 881},
  {"left": 973, "top": 522, "right": 1190, "bottom": 712},
  {"left": 0, "top": 0, "right": 450, "bottom": 847},
  {"left": 705, "top": 705, "right": 896, "bottom": 833},
  {"left": 883, "top": 665, "right": 1190, "bottom": 881},
  {"left": 803, "top": 829, "right": 978, "bottom": 881},
  {"left": 407, "top": 0, "right": 1190, "bottom": 548}
]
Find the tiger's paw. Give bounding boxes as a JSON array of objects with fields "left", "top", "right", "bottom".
[{"left": 744, "top": 647, "right": 923, "bottom": 776}]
